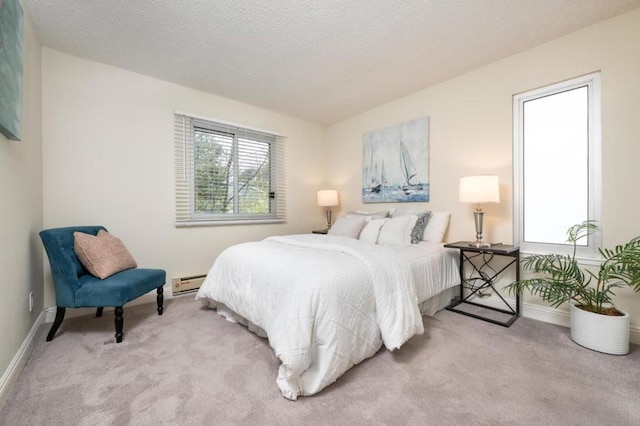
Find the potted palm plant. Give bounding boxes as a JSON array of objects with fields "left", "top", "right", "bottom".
[{"left": 505, "top": 221, "right": 640, "bottom": 355}]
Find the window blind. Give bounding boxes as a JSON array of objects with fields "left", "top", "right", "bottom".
[{"left": 174, "top": 111, "right": 286, "bottom": 225}]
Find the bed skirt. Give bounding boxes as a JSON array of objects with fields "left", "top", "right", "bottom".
[{"left": 201, "top": 285, "right": 457, "bottom": 341}]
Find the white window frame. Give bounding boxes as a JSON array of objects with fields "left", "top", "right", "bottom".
[
  {"left": 513, "top": 73, "right": 602, "bottom": 259},
  {"left": 174, "top": 111, "right": 286, "bottom": 226}
]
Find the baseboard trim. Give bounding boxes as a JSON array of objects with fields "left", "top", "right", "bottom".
[
  {"left": 466, "top": 294, "right": 640, "bottom": 345},
  {"left": 0, "top": 310, "right": 45, "bottom": 411},
  {"left": 3, "top": 285, "right": 174, "bottom": 410}
]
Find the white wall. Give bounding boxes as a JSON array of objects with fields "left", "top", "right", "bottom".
[
  {"left": 41, "top": 48, "right": 327, "bottom": 308},
  {"left": 0, "top": 0, "right": 43, "bottom": 396},
  {"left": 326, "top": 9, "right": 640, "bottom": 325}
]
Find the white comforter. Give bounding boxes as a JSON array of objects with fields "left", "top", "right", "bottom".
[{"left": 196, "top": 234, "right": 428, "bottom": 400}]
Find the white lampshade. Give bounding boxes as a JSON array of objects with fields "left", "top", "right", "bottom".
[
  {"left": 459, "top": 175, "right": 500, "bottom": 203},
  {"left": 317, "top": 190, "right": 339, "bottom": 207}
]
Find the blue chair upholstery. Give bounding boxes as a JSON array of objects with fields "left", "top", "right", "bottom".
[{"left": 40, "top": 226, "right": 166, "bottom": 343}]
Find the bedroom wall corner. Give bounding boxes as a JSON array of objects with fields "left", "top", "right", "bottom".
[{"left": 0, "top": 0, "right": 43, "bottom": 410}]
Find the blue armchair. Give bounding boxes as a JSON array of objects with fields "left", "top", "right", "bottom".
[{"left": 40, "top": 226, "right": 166, "bottom": 343}]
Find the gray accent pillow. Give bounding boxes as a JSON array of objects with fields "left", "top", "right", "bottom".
[{"left": 410, "top": 212, "right": 432, "bottom": 244}]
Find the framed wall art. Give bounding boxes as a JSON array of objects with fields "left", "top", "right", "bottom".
[
  {"left": 0, "top": 0, "right": 24, "bottom": 141},
  {"left": 362, "top": 117, "right": 429, "bottom": 203}
]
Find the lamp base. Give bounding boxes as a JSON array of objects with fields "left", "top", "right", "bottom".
[
  {"left": 468, "top": 241, "right": 492, "bottom": 248},
  {"left": 469, "top": 210, "right": 491, "bottom": 248}
]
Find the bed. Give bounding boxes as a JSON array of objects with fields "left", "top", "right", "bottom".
[{"left": 195, "top": 212, "right": 460, "bottom": 400}]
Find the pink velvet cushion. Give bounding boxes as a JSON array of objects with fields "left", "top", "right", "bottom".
[{"left": 73, "top": 230, "right": 137, "bottom": 279}]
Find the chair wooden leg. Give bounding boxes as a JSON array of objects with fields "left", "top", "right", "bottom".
[
  {"left": 46, "top": 307, "right": 66, "bottom": 342},
  {"left": 157, "top": 286, "right": 164, "bottom": 315},
  {"left": 96, "top": 307, "right": 104, "bottom": 317},
  {"left": 115, "top": 306, "right": 124, "bottom": 343}
]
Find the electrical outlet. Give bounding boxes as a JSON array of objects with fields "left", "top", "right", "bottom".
[{"left": 29, "top": 291, "right": 33, "bottom": 312}]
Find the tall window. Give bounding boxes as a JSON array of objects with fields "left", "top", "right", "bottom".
[
  {"left": 513, "top": 73, "right": 601, "bottom": 257},
  {"left": 174, "top": 112, "right": 286, "bottom": 225}
]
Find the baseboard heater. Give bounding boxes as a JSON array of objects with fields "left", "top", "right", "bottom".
[{"left": 172, "top": 274, "right": 206, "bottom": 296}]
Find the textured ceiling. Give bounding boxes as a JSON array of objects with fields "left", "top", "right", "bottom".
[{"left": 25, "top": 0, "right": 640, "bottom": 125}]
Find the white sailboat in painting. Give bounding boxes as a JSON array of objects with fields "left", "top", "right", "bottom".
[
  {"left": 369, "top": 155, "right": 381, "bottom": 194},
  {"left": 366, "top": 162, "right": 389, "bottom": 194},
  {"left": 366, "top": 147, "right": 385, "bottom": 194},
  {"left": 400, "top": 137, "right": 425, "bottom": 195},
  {"left": 377, "top": 160, "right": 388, "bottom": 194}
]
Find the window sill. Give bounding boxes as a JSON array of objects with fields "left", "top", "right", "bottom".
[
  {"left": 175, "top": 219, "right": 286, "bottom": 227},
  {"left": 519, "top": 250, "right": 603, "bottom": 266}
]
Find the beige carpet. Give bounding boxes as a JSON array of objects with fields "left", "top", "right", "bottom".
[{"left": 1, "top": 295, "right": 638, "bottom": 425}]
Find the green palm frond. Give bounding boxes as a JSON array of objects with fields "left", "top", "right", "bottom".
[
  {"left": 599, "top": 235, "right": 640, "bottom": 292},
  {"left": 505, "top": 277, "right": 581, "bottom": 308},
  {"left": 566, "top": 220, "right": 597, "bottom": 243},
  {"left": 566, "top": 220, "right": 597, "bottom": 257},
  {"left": 507, "top": 220, "right": 640, "bottom": 313}
]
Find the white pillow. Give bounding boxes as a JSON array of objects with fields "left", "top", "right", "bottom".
[
  {"left": 345, "top": 210, "right": 390, "bottom": 219},
  {"left": 422, "top": 212, "right": 451, "bottom": 243},
  {"left": 358, "top": 218, "right": 388, "bottom": 243},
  {"left": 389, "top": 208, "right": 428, "bottom": 218},
  {"left": 328, "top": 216, "right": 367, "bottom": 238},
  {"left": 390, "top": 209, "right": 432, "bottom": 243},
  {"left": 377, "top": 215, "right": 418, "bottom": 246}
]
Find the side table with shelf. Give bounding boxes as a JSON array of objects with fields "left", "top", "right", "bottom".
[{"left": 444, "top": 241, "right": 521, "bottom": 327}]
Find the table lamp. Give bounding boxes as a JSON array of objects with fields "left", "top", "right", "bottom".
[
  {"left": 459, "top": 175, "right": 500, "bottom": 247},
  {"left": 317, "top": 190, "right": 339, "bottom": 229}
]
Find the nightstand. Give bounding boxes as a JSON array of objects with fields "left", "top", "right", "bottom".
[
  {"left": 312, "top": 229, "right": 328, "bottom": 234},
  {"left": 444, "top": 241, "right": 520, "bottom": 327}
]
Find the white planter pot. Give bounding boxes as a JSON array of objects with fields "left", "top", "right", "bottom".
[{"left": 570, "top": 303, "right": 630, "bottom": 355}]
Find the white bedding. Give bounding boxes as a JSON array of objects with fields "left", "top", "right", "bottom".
[
  {"left": 195, "top": 234, "right": 460, "bottom": 400},
  {"left": 395, "top": 241, "right": 462, "bottom": 304}
]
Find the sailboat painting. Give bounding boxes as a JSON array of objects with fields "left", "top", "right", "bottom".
[{"left": 362, "top": 117, "right": 429, "bottom": 203}]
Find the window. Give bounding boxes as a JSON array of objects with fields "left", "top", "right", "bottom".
[
  {"left": 513, "top": 73, "right": 601, "bottom": 257},
  {"left": 174, "top": 112, "right": 286, "bottom": 225}
]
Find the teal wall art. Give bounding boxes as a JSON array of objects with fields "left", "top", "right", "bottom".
[
  {"left": 0, "top": 0, "right": 24, "bottom": 141},
  {"left": 362, "top": 117, "right": 430, "bottom": 203}
]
